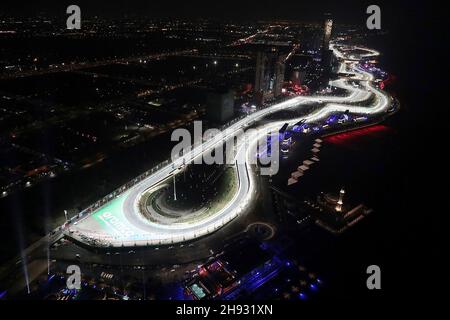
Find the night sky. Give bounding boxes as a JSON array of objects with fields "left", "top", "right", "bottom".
[{"left": 0, "top": 0, "right": 430, "bottom": 25}]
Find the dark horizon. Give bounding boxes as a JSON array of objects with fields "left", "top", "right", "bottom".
[{"left": 0, "top": 0, "right": 417, "bottom": 25}]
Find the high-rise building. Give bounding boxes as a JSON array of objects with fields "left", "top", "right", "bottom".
[
  {"left": 322, "top": 17, "right": 333, "bottom": 51},
  {"left": 322, "top": 49, "right": 335, "bottom": 71},
  {"left": 254, "top": 47, "right": 287, "bottom": 104},
  {"left": 321, "top": 15, "right": 335, "bottom": 76}
]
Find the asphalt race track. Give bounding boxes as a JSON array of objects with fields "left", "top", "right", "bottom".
[{"left": 66, "top": 43, "right": 392, "bottom": 247}]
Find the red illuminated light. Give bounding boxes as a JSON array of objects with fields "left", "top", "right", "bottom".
[{"left": 324, "top": 125, "right": 390, "bottom": 145}]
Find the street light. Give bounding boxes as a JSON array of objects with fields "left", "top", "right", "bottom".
[{"left": 64, "top": 210, "right": 68, "bottom": 222}]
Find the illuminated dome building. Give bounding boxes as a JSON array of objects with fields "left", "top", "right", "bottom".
[{"left": 314, "top": 188, "right": 371, "bottom": 234}]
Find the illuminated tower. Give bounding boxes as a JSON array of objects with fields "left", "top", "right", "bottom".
[
  {"left": 321, "top": 15, "right": 334, "bottom": 76},
  {"left": 335, "top": 188, "right": 345, "bottom": 212}
]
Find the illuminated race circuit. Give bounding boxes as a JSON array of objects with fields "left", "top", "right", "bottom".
[{"left": 65, "top": 43, "right": 393, "bottom": 247}]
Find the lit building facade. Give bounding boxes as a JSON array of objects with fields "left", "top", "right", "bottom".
[{"left": 254, "top": 48, "right": 287, "bottom": 104}]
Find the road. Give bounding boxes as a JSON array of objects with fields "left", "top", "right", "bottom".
[{"left": 66, "top": 43, "right": 392, "bottom": 247}]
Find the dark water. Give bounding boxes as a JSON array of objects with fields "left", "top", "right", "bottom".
[
  {"left": 311, "top": 25, "right": 442, "bottom": 300},
  {"left": 269, "top": 111, "right": 404, "bottom": 299}
]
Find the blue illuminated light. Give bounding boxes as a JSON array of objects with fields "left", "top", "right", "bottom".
[{"left": 326, "top": 115, "right": 338, "bottom": 124}]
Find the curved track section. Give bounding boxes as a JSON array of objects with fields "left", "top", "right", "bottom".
[{"left": 67, "top": 44, "right": 392, "bottom": 247}]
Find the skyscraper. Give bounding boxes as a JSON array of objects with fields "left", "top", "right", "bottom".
[
  {"left": 254, "top": 47, "right": 287, "bottom": 105},
  {"left": 322, "top": 17, "right": 333, "bottom": 51},
  {"left": 321, "top": 15, "right": 335, "bottom": 76}
]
